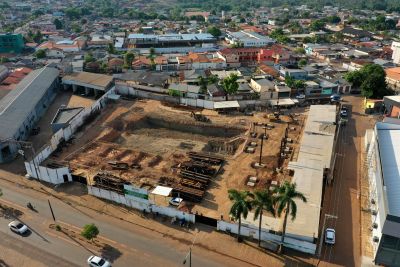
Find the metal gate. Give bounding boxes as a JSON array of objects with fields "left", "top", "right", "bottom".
[
  {"left": 71, "top": 174, "right": 88, "bottom": 185},
  {"left": 195, "top": 214, "right": 217, "bottom": 227}
]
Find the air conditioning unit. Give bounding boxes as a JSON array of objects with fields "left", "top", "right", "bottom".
[
  {"left": 371, "top": 199, "right": 376, "bottom": 205},
  {"left": 372, "top": 223, "right": 378, "bottom": 229},
  {"left": 373, "top": 236, "right": 379, "bottom": 243},
  {"left": 372, "top": 210, "right": 378, "bottom": 216}
]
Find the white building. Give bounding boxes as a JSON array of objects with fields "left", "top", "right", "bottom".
[
  {"left": 365, "top": 121, "right": 400, "bottom": 266},
  {"left": 225, "top": 31, "right": 275, "bottom": 47},
  {"left": 391, "top": 41, "right": 400, "bottom": 65}
]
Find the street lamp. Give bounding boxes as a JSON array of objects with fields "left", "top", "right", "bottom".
[
  {"left": 317, "top": 213, "right": 338, "bottom": 257},
  {"left": 183, "top": 232, "right": 198, "bottom": 267}
]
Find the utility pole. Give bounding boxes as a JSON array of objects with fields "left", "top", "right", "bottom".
[
  {"left": 318, "top": 213, "right": 338, "bottom": 257},
  {"left": 259, "top": 136, "right": 264, "bottom": 165},
  {"left": 183, "top": 232, "right": 197, "bottom": 267},
  {"left": 48, "top": 199, "right": 56, "bottom": 221}
]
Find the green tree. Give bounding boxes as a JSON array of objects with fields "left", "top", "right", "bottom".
[
  {"left": 252, "top": 190, "right": 275, "bottom": 247},
  {"left": 84, "top": 53, "right": 95, "bottom": 63},
  {"left": 33, "top": 30, "right": 43, "bottom": 43},
  {"left": 81, "top": 223, "right": 99, "bottom": 241},
  {"left": 309, "top": 19, "right": 326, "bottom": 31},
  {"left": 35, "top": 49, "right": 46, "bottom": 59},
  {"left": 228, "top": 189, "right": 253, "bottom": 242},
  {"left": 124, "top": 52, "right": 135, "bottom": 69},
  {"left": 345, "top": 64, "right": 392, "bottom": 98},
  {"left": 274, "top": 181, "right": 307, "bottom": 252},
  {"left": 207, "top": 26, "right": 222, "bottom": 37},
  {"left": 326, "top": 15, "right": 341, "bottom": 24},
  {"left": 107, "top": 43, "right": 115, "bottom": 54},
  {"left": 147, "top": 47, "right": 156, "bottom": 70},
  {"left": 294, "top": 47, "right": 306, "bottom": 54},
  {"left": 222, "top": 73, "right": 239, "bottom": 100},
  {"left": 53, "top": 18, "right": 63, "bottom": 30},
  {"left": 197, "top": 76, "right": 208, "bottom": 94},
  {"left": 298, "top": 59, "right": 307, "bottom": 68}
]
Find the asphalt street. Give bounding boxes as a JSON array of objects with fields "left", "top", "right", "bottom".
[{"left": 0, "top": 182, "right": 228, "bottom": 267}]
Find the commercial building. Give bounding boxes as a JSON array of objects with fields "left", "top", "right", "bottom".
[
  {"left": 0, "top": 33, "right": 24, "bottom": 53},
  {"left": 62, "top": 72, "right": 114, "bottom": 98},
  {"left": 225, "top": 31, "right": 275, "bottom": 47},
  {"left": 0, "top": 66, "right": 60, "bottom": 163},
  {"left": 365, "top": 121, "right": 400, "bottom": 266},
  {"left": 127, "top": 33, "right": 217, "bottom": 53}
]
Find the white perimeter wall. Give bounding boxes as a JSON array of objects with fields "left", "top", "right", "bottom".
[
  {"left": 25, "top": 88, "right": 116, "bottom": 184},
  {"left": 217, "top": 220, "right": 317, "bottom": 254},
  {"left": 88, "top": 186, "right": 195, "bottom": 223}
]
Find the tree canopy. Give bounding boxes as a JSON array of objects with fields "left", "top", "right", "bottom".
[
  {"left": 35, "top": 49, "right": 46, "bottom": 59},
  {"left": 345, "top": 64, "right": 393, "bottom": 98},
  {"left": 222, "top": 73, "right": 239, "bottom": 99},
  {"left": 81, "top": 223, "right": 99, "bottom": 241},
  {"left": 207, "top": 26, "right": 222, "bottom": 37}
]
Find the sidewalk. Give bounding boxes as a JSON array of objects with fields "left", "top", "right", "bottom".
[{"left": 0, "top": 169, "right": 314, "bottom": 267}]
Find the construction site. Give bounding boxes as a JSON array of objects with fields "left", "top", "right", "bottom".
[{"left": 44, "top": 98, "right": 306, "bottom": 218}]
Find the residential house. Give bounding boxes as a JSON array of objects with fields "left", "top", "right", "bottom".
[
  {"left": 250, "top": 78, "right": 277, "bottom": 100},
  {"left": 386, "top": 67, "right": 400, "bottom": 93},
  {"left": 177, "top": 52, "right": 226, "bottom": 70},
  {"left": 341, "top": 27, "right": 372, "bottom": 42},
  {"left": 279, "top": 68, "right": 308, "bottom": 80}
]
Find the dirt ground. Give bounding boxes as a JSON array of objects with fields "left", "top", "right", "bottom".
[{"left": 47, "top": 98, "right": 307, "bottom": 220}]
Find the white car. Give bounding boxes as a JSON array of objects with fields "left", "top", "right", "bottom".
[
  {"left": 87, "top": 256, "right": 111, "bottom": 267},
  {"left": 8, "top": 221, "right": 29, "bottom": 235},
  {"left": 295, "top": 94, "right": 306, "bottom": 99},
  {"left": 169, "top": 197, "right": 183, "bottom": 206},
  {"left": 325, "top": 228, "right": 336, "bottom": 245}
]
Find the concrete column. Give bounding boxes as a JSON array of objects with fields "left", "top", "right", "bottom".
[
  {"left": 63, "top": 84, "right": 69, "bottom": 91},
  {"left": 72, "top": 84, "right": 78, "bottom": 93},
  {"left": 94, "top": 89, "right": 99, "bottom": 98}
]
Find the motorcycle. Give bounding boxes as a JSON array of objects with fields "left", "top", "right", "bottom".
[{"left": 27, "top": 202, "right": 34, "bottom": 210}]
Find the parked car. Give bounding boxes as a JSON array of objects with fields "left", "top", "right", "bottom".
[
  {"left": 295, "top": 94, "right": 305, "bottom": 100},
  {"left": 8, "top": 221, "right": 29, "bottom": 235},
  {"left": 169, "top": 197, "right": 183, "bottom": 206},
  {"left": 330, "top": 94, "right": 342, "bottom": 102},
  {"left": 325, "top": 228, "right": 336, "bottom": 245},
  {"left": 87, "top": 256, "right": 111, "bottom": 267},
  {"left": 340, "top": 106, "right": 348, "bottom": 117}
]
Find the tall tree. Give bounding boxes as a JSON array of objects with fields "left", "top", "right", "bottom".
[
  {"left": 252, "top": 190, "right": 275, "bottom": 247},
  {"left": 274, "top": 181, "right": 307, "bottom": 252},
  {"left": 228, "top": 189, "right": 253, "bottom": 242},
  {"left": 53, "top": 18, "right": 63, "bottom": 30},
  {"left": 124, "top": 52, "right": 135, "bottom": 69},
  {"left": 222, "top": 73, "right": 239, "bottom": 100},
  {"left": 197, "top": 76, "right": 208, "bottom": 94},
  {"left": 345, "top": 64, "right": 392, "bottom": 98},
  {"left": 147, "top": 47, "right": 156, "bottom": 70},
  {"left": 207, "top": 26, "right": 222, "bottom": 37}
]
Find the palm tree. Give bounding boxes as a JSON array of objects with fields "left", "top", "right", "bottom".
[
  {"left": 274, "top": 181, "right": 307, "bottom": 252},
  {"left": 228, "top": 189, "right": 253, "bottom": 242},
  {"left": 252, "top": 189, "right": 276, "bottom": 247}
]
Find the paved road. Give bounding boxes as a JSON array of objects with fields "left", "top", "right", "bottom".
[
  {"left": 318, "top": 95, "right": 375, "bottom": 266},
  {"left": 0, "top": 180, "right": 236, "bottom": 267},
  {"left": 0, "top": 230, "right": 78, "bottom": 267}
]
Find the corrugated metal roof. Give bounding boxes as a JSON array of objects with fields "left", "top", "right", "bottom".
[
  {"left": 286, "top": 105, "right": 337, "bottom": 239},
  {"left": 377, "top": 123, "right": 400, "bottom": 216},
  {"left": 0, "top": 66, "right": 59, "bottom": 140}
]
